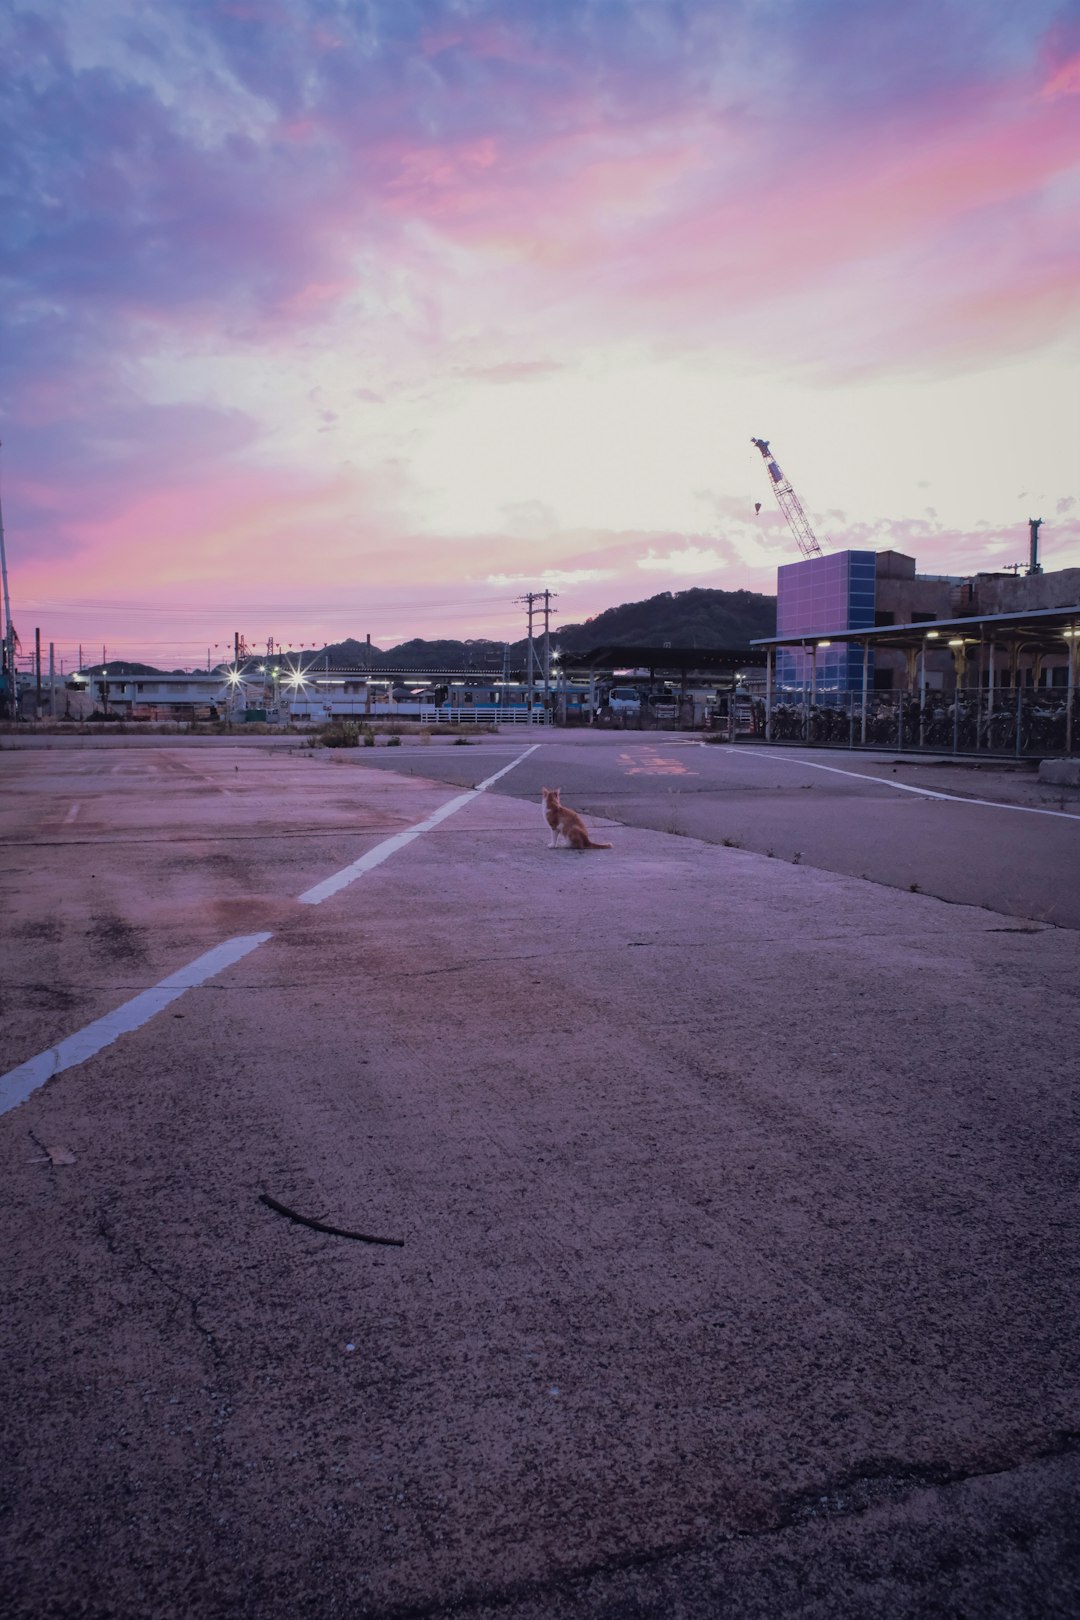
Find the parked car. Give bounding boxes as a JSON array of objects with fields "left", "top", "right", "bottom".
[{"left": 607, "top": 686, "right": 642, "bottom": 713}]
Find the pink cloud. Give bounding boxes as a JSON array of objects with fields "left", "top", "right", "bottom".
[
  {"left": 1040, "top": 50, "right": 1080, "bottom": 99},
  {"left": 632, "top": 83, "right": 1076, "bottom": 308},
  {"left": 301, "top": 52, "right": 1075, "bottom": 381}
]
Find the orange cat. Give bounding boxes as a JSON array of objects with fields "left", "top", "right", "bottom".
[{"left": 541, "top": 787, "right": 612, "bottom": 851}]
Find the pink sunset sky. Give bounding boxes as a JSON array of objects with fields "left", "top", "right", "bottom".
[{"left": 2, "top": 0, "right": 1078, "bottom": 669}]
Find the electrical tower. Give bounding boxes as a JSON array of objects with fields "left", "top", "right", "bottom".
[{"left": 751, "top": 437, "right": 824, "bottom": 559}]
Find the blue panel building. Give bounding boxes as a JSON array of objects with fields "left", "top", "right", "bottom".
[{"left": 775, "top": 550, "right": 877, "bottom": 693}]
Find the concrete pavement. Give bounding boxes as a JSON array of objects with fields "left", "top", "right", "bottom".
[{"left": 1, "top": 741, "right": 1078, "bottom": 1617}]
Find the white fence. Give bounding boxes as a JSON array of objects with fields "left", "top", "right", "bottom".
[{"left": 414, "top": 705, "right": 548, "bottom": 726}]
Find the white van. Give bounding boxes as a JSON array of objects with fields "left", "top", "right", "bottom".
[{"left": 607, "top": 686, "right": 642, "bottom": 713}]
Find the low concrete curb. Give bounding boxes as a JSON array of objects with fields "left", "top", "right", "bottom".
[{"left": 1039, "top": 757, "right": 1080, "bottom": 787}]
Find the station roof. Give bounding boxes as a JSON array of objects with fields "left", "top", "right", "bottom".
[
  {"left": 751, "top": 603, "right": 1080, "bottom": 653},
  {"left": 571, "top": 643, "right": 768, "bottom": 673}
]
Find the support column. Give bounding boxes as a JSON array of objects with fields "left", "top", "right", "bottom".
[
  {"left": 950, "top": 644, "right": 966, "bottom": 754},
  {"left": 919, "top": 641, "right": 927, "bottom": 748},
  {"left": 765, "top": 648, "right": 773, "bottom": 741},
  {"left": 860, "top": 639, "right": 869, "bottom": 745}
]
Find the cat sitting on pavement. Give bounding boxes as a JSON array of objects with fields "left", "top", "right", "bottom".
[{"left": 541, "top": 787, "right": 613, "bottom": 851}]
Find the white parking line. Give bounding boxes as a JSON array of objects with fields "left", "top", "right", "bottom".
[
  {"left": 725, "top": 750, "right": 1080, "bottom": 820},
  {"left": 0, "top": 934, "right": 272, "bottom": 1115},
  {"left": 0, "top": 745, "right": 540, "bottom": 1115},
  {"left": 297, "top": 746, "right": 540, "bottom": 904},
  {"left": 64, "top": 802, "right": 81, "bottom": 824}
]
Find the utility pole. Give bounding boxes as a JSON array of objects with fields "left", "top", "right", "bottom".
[
  {"left": 541, "top": 589, "right": 556, "bottom": 702},
  {"left": 517, "top": 591, "right": 558, "bottom": 721},
  {"left": 519, "top": 593, "right": 535, "bottom": 713},
  {"left": 0, "top": 441, "right": 17, "bottom": 719}
]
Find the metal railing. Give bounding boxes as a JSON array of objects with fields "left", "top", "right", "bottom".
[
  {"left": 415, "top": 705, "right": 548, "bottom": 726},
  {"left": 762, "top": 688, "right": 1076, "bottom": 756}
]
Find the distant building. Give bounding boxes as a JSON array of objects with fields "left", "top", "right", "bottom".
[
  {"left": 769, "top": 549, "right": 1080, "bottom": 694},
  {"left": 774, "top": 550, "right": 878, "bottom": 691},
  {"left": 89, "top": 671, "right": 230, "bottom": 720}
]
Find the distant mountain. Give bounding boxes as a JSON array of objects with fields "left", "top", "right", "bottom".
[
  {"left": 88, "top": 660, "right": 171, "bottom": 676},
  {"left": 554, "top": 588, "right": 776, "bottom": 653},
  {"left": 291, "top": 637, "right": 372, "bottom": 668},
  {"left": 374, "top": 638, "right": 508, "bottom": 669},
  {"left": 297, "top": 636, "right": 506, "bottom": 670},
  {"left": 296, "top": 588, "right": 776, "bottom": 669},
  {"left": 112, "top": 588, "right": 778, "bottom": 674}
]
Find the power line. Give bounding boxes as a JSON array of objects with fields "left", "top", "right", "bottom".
[{"left": 18, "top": 594, "right": 522, "bottom": 617}]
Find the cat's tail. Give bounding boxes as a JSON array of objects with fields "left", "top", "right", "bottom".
[{"left": 585, "top": 838, "right": 613, "bottom": 849}]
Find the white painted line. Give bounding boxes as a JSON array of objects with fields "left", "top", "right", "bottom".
[
  {"left": 0, "top": 745, "right": 542, "bottom": 1112},
  {"left": 0, "top": 933, "right": 272, "bottom": 1116},
  {"left": 298, "top": 744, "right": 540, "bottom": 905},
  {"left": 64, "top": 802, "right": 81, "bottom": 824},
  {"left": 473, "top": 747, "right": 543, "bottom": 791},
  {"left": 728, "top": 749, "right": 1080, "bottom": 820}
]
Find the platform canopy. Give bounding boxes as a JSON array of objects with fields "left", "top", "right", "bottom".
[{"left": 751, "top": 603, "right": 1080, "bottom": 655}]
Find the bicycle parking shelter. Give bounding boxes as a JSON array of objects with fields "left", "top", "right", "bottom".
[{"left": 752, "top": 604, "right": 1080, "bottom": 757}]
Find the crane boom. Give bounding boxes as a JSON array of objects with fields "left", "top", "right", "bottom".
[{"left": 751, "top": 437, "right": 823, "bottom": 559}]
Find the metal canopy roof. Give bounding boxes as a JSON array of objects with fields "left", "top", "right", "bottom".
[
  {"left": 751, "top": 602, "right": 1080, "bottom": 653},
  {"left": 572, "top": 643, "right": 768, "bottom": 672}
]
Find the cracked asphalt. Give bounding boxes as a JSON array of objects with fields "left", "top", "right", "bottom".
[{"left": 1, "top": 734, "right": 1079, "bottom": 1618}]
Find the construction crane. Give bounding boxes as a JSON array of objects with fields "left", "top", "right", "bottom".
[{"left": 751, "top": 437, "right": 824, "bottom": 559}]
